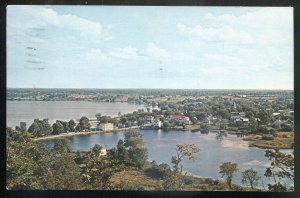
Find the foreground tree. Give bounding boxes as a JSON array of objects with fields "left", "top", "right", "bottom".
[
  {"left": 80, "top": 144, "right": 120, "bottom": 189},
  {"left": 264, "top": 149, "right": 294, "bottom": 191},
  {"left": 7, "top": 128, "right": 82, "bottom": 190},
  {"left": 124, "top": 130, "right": 148, "bottom": 168},
  {"left": 241, "top": 168, "right": 260, "bottom": 189},
  {"left": 163, "top": 144, "right": 200, "bottom": 190},
  {"left": 219, "top": 161, "right": 238, "bottom": 190}
]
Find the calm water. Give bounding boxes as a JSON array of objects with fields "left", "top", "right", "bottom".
[
  {"left": 44, "top": 130, "right": 293, "bottom": 187},
  {"left": 6, "top": 101, "right": 147, "bottom": 127}
]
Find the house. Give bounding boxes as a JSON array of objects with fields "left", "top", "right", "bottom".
[
  {"left": 100, "top": 148, "right": 107, "bottom": 156},
  {"left": 281, "top": 119, "right": 294, "bottom": 126},
  {"left": 239, "top": 112, "right": 246, "bottom": 117},
  {"left": 167, "top": 115, "right": 191, "bottom": 124},
  {"left": 89, "top": 119, "right": 100, "bottom": 131},
  {"left": 152, "top": 120, "right": 162, "bottom": 128},
  {"left": 99, "top": 123, "right": 114, "bottom": 131},
  {"left": 273, "top": 112, "right": 281, "bottom": 116},
  {"left": 231, "top": 116, "right": 249, "bottom": 125},
  {"left": 283, "top": 111, "right": 294, "bottom": 116},
  {"left": 272, "top": 119, "right": 294, "bottom": 128},
  {"left": 138, "top": 115, "right": 154, "bottom": 124}
]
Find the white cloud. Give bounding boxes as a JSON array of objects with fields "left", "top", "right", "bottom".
[
  {"left": 12, "top": 6, "right": 107, "bottom": 41},
  {"left": 85, "top": 48, "right": 110, "bottom": 62},
  {"left": 110, "top": 46, "right": 140, "bottom": 60},
  {"left": 142, "top": 42, "right": 169, "bottom": 59},
  {"left": 177, "top": 23, "right": 253, "bottom": 44}
]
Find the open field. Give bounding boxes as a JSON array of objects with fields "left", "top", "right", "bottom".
[{"left": 243, "top": 132, "right": 294, "bottom": 149}]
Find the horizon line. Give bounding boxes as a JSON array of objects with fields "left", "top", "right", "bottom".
[{"left": 6, "top": 87, "right": 294, "bottom": 91}]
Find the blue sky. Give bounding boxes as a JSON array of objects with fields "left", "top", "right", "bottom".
[{"left": 7, "top": 6, "right": 293, "bottom": 89}]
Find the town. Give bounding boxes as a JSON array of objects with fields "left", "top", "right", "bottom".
[{"left": 10, "top": 89, "right": 294, "bottom": 149}]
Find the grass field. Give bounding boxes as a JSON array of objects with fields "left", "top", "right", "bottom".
[{"left": 243, "top": 132, "right": 294, "bottom": 149}]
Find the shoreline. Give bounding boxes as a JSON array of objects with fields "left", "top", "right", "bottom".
[{"left": 33, "top": 126, "right": 139, "bottom": 141}]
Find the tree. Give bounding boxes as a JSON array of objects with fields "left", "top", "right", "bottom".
[
  {"left": 62, "top": 121, "right": 70, "bottom": 132},
  {"left": 95, "top": 113, "right": 102, "bottom": 121},
  {"left": 52, "top": 139, "right": 72, "bottom": 153},
  {"left": 52, "top": 122, "right": 64, "bottom": 135},
  {"left": 116, "top": 139, "right": 129, "bottom": 164},
  {"left": 28, "top": 119, "right": 52, "bottom": 137},
  {"left": 241, "top": 168, "right": 260, "bottom": 189},
  {"left": 219, "top": 161, "right": 239, "bottom": 190},
  {"left": 248, "top": 117, "right": 257, "bottom": 132},
  {"left": 20, "top": 122, "right": 27, "bottom": 132},
  {"left": 264, "top": 149, "right": 294, "bottom": 191},
  {"left": 79, "top": 116, "right": 91, "bottom": 131},
  {"left": 124, "top": 130, "right": 148, "bottom": 168},
  {"left": 68, "top": 120, "right": 76, "bottom": 132},
  {"left": 258, "top": 110, "right": 272, "bottom": 125},
  {"left": 80, "top": 144, "right": 119, "bottom": 189},
  {"left": 6, "top": 128, "right": 82, "bottom": 190},
  {"left": 163, "top": 144, "right": 200, "bottom": 190},
  {"left": 28, "top": 122, "right": 41, "bottom": 137}
]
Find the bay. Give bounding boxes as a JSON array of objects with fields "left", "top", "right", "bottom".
[
  {"left": 43, "top": 129, "right": 293, "bottom": 187},
  {"left": 6, "top": 101, "right": 147, "bottom": 127}
]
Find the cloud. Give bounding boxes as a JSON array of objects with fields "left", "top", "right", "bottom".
[
  {"left": 142, "top": 42, "right": 169, "bottom": 59},
  {"left": 178, "top": 7, "right": 292, "bottom": 47},
  {"left": 110, "top": 46, "right": 140, "bottom": 60},
  {"left": 177, "top": 23, "right": 254, "bottom": 45},
  {"left": 85, "top": 48, "right": 110, "bottom": 62},
  {"left": 9, "top": 6, "right": 108, "bottom": 41}
]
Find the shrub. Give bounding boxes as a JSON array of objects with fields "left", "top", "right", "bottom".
[{"left": 262, "top": 135, "right": 274, "bottom": 140}]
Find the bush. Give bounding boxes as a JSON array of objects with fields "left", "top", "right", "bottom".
[
  {"left": 262, "top": 135, "right": 274, "bottom": 140},
  {"left": 227, "top": 127, "right": 238, "bottom": 132},
  {"left": 145, "top": 163, "right": 171, "bottom": 178}
]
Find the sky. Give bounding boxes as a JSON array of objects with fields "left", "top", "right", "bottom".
[{"left": 7, "top": 6, "right": 293, "bottom": 89}]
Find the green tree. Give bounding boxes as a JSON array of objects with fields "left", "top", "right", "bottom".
[
  {"left": 258, "top": 110, "right": 272, "bottom": 125},
  {"left": 241, "top": 168, "right": 260, "bottom": 189},
  {"left": 124, "top": 130, "right": 148, "bottom": 168},
  {"left": 80, "top": 144, "right": 119, "bottom": 189},
  {"left": 116, "top": 139, "right": 129, "bottom": 164},
  {"left": 79, "top": 116, "right": 91, "bottom": 131},
  {"left": 28, "top": 119, "right": 52, "bottom": 137},
  {"left": 6, "top": 128, "right": 82, "bottom": 190},
  {"left": 62, "top": 121, "right": 70, "bottom": 132},
  {"left": 264, "top": 149, "right": 294, "bottom": 191},
  {"left": 95, "top": 113, "right": 102, "bottom": 121},
  {"left": 219, "top": 161, "right": 239, "bottom": 190},
  {"left": 28, "top": 122, "right": 41, "bottom": 137},
  {"left": 52, "top": 139, "right": 72, "bottom": 153},
  {"left": 52, "top": 121, "right": 64, "bottom": 135},
  {"left": 163, "top": 144, "right": 200, "bottom": 190},
  {"left": 20, "top": 122, "right": 27, "bottom": 132},
  {"left": 68, "top": 120, "right": 76, "bottom": 132}
]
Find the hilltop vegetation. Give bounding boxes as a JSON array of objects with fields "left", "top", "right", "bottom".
[{"left": 7, "top": 128, "right": 294, "bottom": 191}]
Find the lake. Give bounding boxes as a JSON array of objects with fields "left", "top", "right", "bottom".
[
  {"left": 43, "top": 129, "right": 293, "bottom": 188},
  {"left": 6, "top": 101, "right": 147, "bottom": 127}
]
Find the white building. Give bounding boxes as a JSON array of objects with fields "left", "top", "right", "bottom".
[
  {"left": 99, "top": 123, "right": 114, "bottom": 131},
  {"left": 100, "top": 148, "right": 107, "bottom": 156}
]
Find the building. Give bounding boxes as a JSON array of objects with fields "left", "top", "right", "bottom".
[
  {"left": 89, "top": 119, "right": 100, "bottom": 131},
  {"left": 152, "top": 120, "right": 162, "bottom": 128},
  {"left": 138, "top": 115, "right": 154, "bottom": 124},
  {"left": 99, "top": 123, "right": 114, "bottom": 131},
  {"left": 100, "top": 148, "right": 107, "bottom": 156},
  {"left": 167, "top": 115, "right": 190, "bottom": 124}
]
